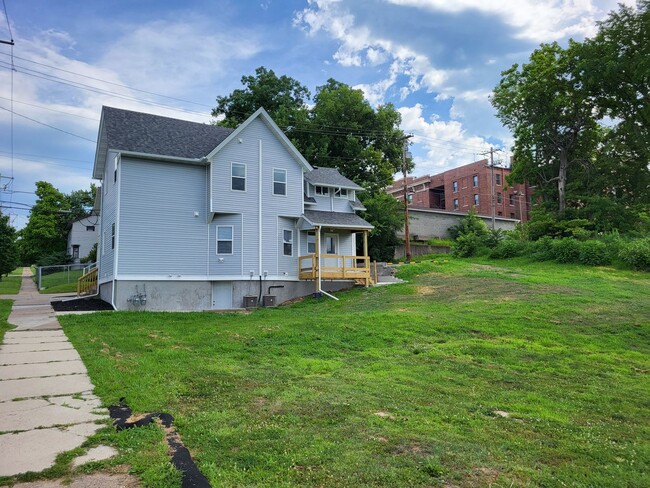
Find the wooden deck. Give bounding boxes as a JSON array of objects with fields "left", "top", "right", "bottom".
[{"left": 299, "top": 254, "right": 371, "bottom": 286}]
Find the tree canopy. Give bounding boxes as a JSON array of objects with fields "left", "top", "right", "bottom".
[
  {"left": 492, "top": 2, "right": 649, "bottom": 231},
  {"left": 0, "top": 213, "right": 19, "bottom": 277},
  {"left": 18, "top": 182, "right": 97, "bottom": 265}
]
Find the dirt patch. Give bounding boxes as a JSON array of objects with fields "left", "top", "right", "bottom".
[
  {"left": 374, "top": 411, "right": 396, "bottom": 420},
  {"left": 393, "top": 442, "right": 430, "bottom": 455},
  {"left": 51, "top": 298, "right": 114, "bottom": 312}
]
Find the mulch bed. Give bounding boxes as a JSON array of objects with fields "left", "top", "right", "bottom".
[{"left": 51, "top": 297, "right": 114, "bottom": 312}]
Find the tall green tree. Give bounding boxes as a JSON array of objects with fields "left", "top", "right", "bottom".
[
  {"left": 212, "top": 66, "right": 311, "bottom": 134},
  {"left": 0, "top": 213, "right": 19, "bottom": 278},
  {"left": 360, "top": 192, "right": 405, "bottom": 261},
  {"left": 18, "top": 181, "right": 69, "bottom": 264},
  {"left": 491, "top": 42, "right": 600, "bottom": 217},
  {"left": 303, "top": 79, "right": 406, "bottom": 192}
]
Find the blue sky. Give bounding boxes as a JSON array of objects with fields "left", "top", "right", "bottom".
[{"left": 0, "top": 0, "right": 631, "bottom": 229}]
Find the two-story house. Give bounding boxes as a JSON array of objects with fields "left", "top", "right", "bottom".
[
  {"left": 67, "top": 214, "right": 99, "bottom": 263},
  {"left": 89, "top": 106, "right": 373, "bottom": 310}
]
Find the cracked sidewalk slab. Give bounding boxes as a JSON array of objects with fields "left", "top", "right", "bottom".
[
  {"left": 0, "top": 423, "right": 105, "bottom": 477},
  {"left": 0, "top": 360, "right": 87, "bottom": 380}
]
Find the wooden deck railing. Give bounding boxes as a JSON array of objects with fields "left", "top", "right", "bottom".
[
  {"left": 77, "top": 267, "right": 98, "bottom": 296},
  {"left": 299, "top": 254, "right": 371, "bottom": 285}
]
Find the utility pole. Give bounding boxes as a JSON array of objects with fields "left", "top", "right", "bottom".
[{"left": 401, "top": 134, "right": 413, "bottom": 262}]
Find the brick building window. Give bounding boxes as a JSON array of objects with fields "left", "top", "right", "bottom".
[
  {"left": 496, "top": 174, "right": 501, "bottom": 185},
  {"left": 509, "top": 194, "right": 515, "bottom": 206},
  {"left": 453, "top": 199, "right": 459, "bottom": 210},
  {"left": 452, "top": 181, "right": 458, "bottom": 193},
  {"left": 510, "top": 212, "right": 516, "bottom": 218},
  {"left": 473, "top": 194, "right": 479, "bottom": 206},
  {"left": 497, "top": 192, "right": 502, "bottom": 204},
  {"left": 472, "top": 175, "right": 478, "bottom": 187}
]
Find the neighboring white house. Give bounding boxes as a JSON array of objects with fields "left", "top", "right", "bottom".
[
  {"left": 91, "top": 106, "right": 373, "bottom": 311},
  {"left": 67, "top": 215, "right": 99, "bottom": 263}
]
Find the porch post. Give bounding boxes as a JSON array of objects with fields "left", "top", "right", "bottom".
[
  {"left": 363, "top": 230, "right": 370, "bottom": 287},
  {"left": 314, "top": 226, "right": 320, "bottom": 292}
]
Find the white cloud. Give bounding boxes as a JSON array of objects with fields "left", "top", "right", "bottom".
[
  {"left": 386, "top": 0, "right": 634, "bottom": 41},
  {"left": 399, "top": 104, "right": 493, "bottom": 175}
]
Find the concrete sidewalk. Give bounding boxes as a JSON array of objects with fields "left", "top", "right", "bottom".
[{"left": 0, "top": 268, "right": 117, "bottom": 478}]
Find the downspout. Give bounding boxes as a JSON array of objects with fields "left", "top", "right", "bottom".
[
  {"left": 111, "top": 154, "right": 121, "bottom": 311},
  {"left": 317, "top": 225, "right": 339, "bottom": 301},
  {"left": 258, "top": 139, "right": 263, "bottom": 275}
]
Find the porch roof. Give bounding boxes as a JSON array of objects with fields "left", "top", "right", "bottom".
[{"left": 300, "top": 210, "right": 373, "bottom": 230}]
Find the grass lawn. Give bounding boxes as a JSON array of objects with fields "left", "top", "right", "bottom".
[
  {"left": 0, "top": 268, "right": 23, "bottom": 294},
  {"left": 37, "top": 268, "right": 84, "bottom": 294},
  {"left": 57, "top": 258, "right": 649, "bottom": 487},
  {"left": 0, "top": 299, "right": 14, "bottom": 341}
]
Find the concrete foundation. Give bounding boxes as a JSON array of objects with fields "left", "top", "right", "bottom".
[{"left": 100, "top": 279, "right": 357, "bottom": 311}]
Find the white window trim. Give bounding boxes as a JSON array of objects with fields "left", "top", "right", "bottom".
[
  {"left": 283, "top": 229, "right": 293, "bottom": 257},
  {"left": 231, "top": 162, "right": 247, "bottom": 192},
  {"left": 315, "top": 186, "right": 329, "bottom": 196},
  {"left": 334, "top": 188, "right": 348, "bottom": 199},
  {"left": 216, "top": 225, "right": 234, "bottom": 255},
  {"left": 273, "top": 168, "right": 287, "bottom": 196}
]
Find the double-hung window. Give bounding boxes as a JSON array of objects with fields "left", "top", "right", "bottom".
[
  {"left": 452, "top": 181, "right": 458, "bottom": 193},
  {"left": 473, "top": 194, "right": 479, "bottom": 206},
  {"left": 497, "top": 192, "right": 502, "bottom": 204},
  {"left": 231, "top": 163, "right": 246, "bottom": 191},
  {"left": 111, "top": 223, "right": 116, "bottom": 250},
  {"left": 283, "top": 230, "right": 293, "bottom": 256},
  {"left": 217, "top": 226, "right": 233, "bottom": 254},
  {"left": 472, "top": 175, "right": 478, "bottom": 187},
  {"left": 496, "top": 174, "right": 502, "bottom": 185},
  {"left": 273, "top": 169, "right": 287, "bottom": 196}
]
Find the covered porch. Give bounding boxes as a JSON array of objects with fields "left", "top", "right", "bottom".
[{"left": 297, "top": 210, "right": 374, "bottom": 288}]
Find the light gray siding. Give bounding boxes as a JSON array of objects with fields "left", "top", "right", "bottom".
[
  {"left": 209, "top": 213, "right": 243, "bottom": 276},
  {"left": 331, "top": 195, "right": 353, "bottom": 212},
  {"left": 98, "top": 151, "right": 118, "bottom": 281},
  {"left": 277, "top": 216, "right": 298, "bottom": 277},
  {"left": 118, "top": 158, "right": 208, "bottom": 276},
  {"left": 210, "top": 118, "right": 304, "bottom": 277}
]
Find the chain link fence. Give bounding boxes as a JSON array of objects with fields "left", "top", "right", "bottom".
[{"left": 36, "top": 263, "right": 96, "bottom": 292}]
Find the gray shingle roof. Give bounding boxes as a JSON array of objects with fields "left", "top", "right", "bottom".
[
  {"left": 102, "top": 106, "right": 233, "bottom": 158},
  {"left": 94, "top": 106, "right": 233, "bottom": 178},
  {"left": 302, "top": 210, "right": 373, "bottom": 229},
  {"left": 304, "top": 167, "right": 364, "bottom": 190}
]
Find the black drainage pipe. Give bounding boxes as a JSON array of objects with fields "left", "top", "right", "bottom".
[{"left": 109, "top": 398, "right": 210, "bottom": 488}]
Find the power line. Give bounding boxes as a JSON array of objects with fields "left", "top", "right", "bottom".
[
  {"left": 0, "top": 105, "right": 96, "bottom": 143},
  {"left": 0, "top": 96, "right": 100, "bottom": 121},
  {"left": 0, "top": 52, "right": 214, "bottom": 108}
]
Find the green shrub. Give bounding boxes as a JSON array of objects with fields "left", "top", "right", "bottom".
[
  {"left": 489, "top": 239, "right": 525, "bottom": 259},
  {"left": 453, "top": 233, "right": 488, "bottom": 257},
  {"left": 552, "top": 238, "right": 581, "bottom": 263},
  {"left": 578, "top": 240, "right": 611, "bottom": 266},
  {"left": 619, "top": 239, "right": 650, "bottom": 271},
  {"left": 527, "top": 236, "right": 555, "bottom": 261},
  {"left": 449, "top": 212, "right": 492, "bottom": 258}
]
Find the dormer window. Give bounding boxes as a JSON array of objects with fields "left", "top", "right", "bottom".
[
  {"left": 315, "top": 186, "right": 329, "bottom": 196},
  {"left": 334, "top": 188, "right": 348, "bottom": 198}
]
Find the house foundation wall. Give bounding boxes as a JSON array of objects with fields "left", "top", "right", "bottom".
[{"left": 105, "top": 279, "right": 356, "bottom": 311}]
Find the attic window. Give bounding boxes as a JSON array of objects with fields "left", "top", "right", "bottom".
[
  {"left": 334, "top": 188, "right": 348, "bottom": 198},
  {"left": 315, "top": 186, "right": 329, "bottom": 196}
]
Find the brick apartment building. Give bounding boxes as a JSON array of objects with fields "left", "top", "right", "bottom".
[{"left": 386, "top": 159, "right": 531, "bottom": 222}]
